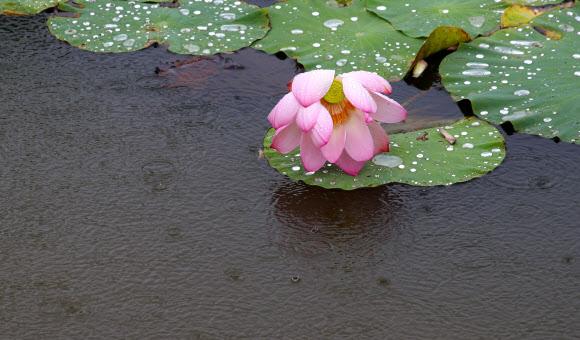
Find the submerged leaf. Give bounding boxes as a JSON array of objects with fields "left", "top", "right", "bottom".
[
  {"left": 47, "top": 0, "right": 268, "bottom": 54},
  {"left": 252, "top": 0, "right": 424, "bottom": 80},
  {"left": 440, "top": 6, "right": 580, "bottom": 143},
  {"left": 264, "top": 117, "right": 505, "bottom": 189},
  {"left": 501, "top": 1, "right": 575, "bottom": 28}
]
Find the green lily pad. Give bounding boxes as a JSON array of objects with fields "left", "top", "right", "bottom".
[
  {"left": 367, "top": 0, "right": 508, "bottom": 38},
  {"left": 252, "top": 0, "right": 424, "bottom": 80},
  {"left": 1, "top": 0, "right": 65, "bottom": 15},
  {"left": 47, "top": 0, "right": 269, "bottom": 54},
  {"left": 263, "top": 117, "right": 506, "bottom": 189},
  {"left": 440, "top": 6, "right": 580, "bottom": 143}
]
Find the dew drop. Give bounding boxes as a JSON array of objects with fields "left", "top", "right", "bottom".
[
  {"left": 292, "top": 166, "right": 301, "bottom": 171},
  {"left": 462, "top": 143, "right": 474, "bottom": 149},
  {"left": 462, "top": 69, "right": 491, "bottom": 76},
  {"left": 280, "top": 46, "right": 297, "bottom": 51},
  {"left": 468, "top": 16, "right": 485, "bottom": 28},
  {"left": 220, "top": 24, "right": 247, "bottom": 32},
  {"left": 113, "top": 34, "right": 128, "bottom": 41},
  {"left": 312, "top": 11, "right": 319, "bottom": 16},
  {"left": 475, "top": 54, "right": 484, "bottom": 59},
  {"left": 336, "top": 59, "right": 347, "bottom": 66},
  {"left": 123, "top": 39, "right": 136, "bottom": 47},
  {"left": 575, "top": 71, "right": 580, "bottom": 76},
  {"left": 215, "top": 33, "right": 225, "bottom": 38},
  {"left": 103, "top": 42, "right": 114, "bottom": 47},
  {"left": 372, "top": 155, "right": 403, "bottom": 167},
  {"left": 480, "top": 111, "right": 489, "bottom": 115},
  {"left": 376, "top": 56, "right": 387, "bottom": 63},
  {"left": 442, "top": 9, "right": 449, "bottom": 14},
  {"left": 341, "top": 50, "right": 351, "bottom": 55},
  {"left": 510, "top": 40, "right": 543, "bottom": 47},
  {"left": 466, "top": 62, "right": 489, "bottom": 68},
  {"left": 481, "top": 152, "right": 493, "bottom": 157},
  {"left": 494, "top": 46, "right": 524, "bottom": 55},
  {"left": 376, "top": 6, "right": 387, "bottom": 11},
  {"left": 64, "top": 29, "right": 77, "bottom": 35},
  {"left": 184, "top": 44, "right": 201, "bottom": 52},
  {"left": 543, "top": 117, "right": 552, "bottom": 123},
  {"left": 558, "top": 24, "right": 574, "bottom": 32},
  {"left": 324, "top": 19, "right": 344, "bottom": 29},
  {"left": 219, "top": 13, "right": 236, "bottom": 20},
  {"left": 514, "top": 89, "right": 530, "bottom": 96},
  {"left": 180, "top": 9, "right": 190, "bottom": 15},
  {"left": 291, "top": 29, "right": 304, "bottom": 35}
]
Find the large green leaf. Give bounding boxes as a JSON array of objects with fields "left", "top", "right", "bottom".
[
  {"left": 440, "top": 6, "right": 580, "bottom": 143},
  {"left": 252, "top": 0, "right": 424, "bottom": 80},
  {"left": 264, "top": 117, "right": 506, "bottom": 189},
  {"left": 1, "top": 0, "right": 64, "bottom": 15},
  {"left": 367, "top": 0, "right": 508, "bottom": 38},
  {"left": 47, "top": 0, "right": 269, "bottom": 54}
]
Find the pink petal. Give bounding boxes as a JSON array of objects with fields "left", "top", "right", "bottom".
[
  {"left": 335, "top": 150, "right": 366, "bottom": 176},
  {"left": 291, "top": 70, "right": 335, "bottom": 107},
  {"left": 320, "top": 124, "right": 346, "bottom": 163},
  {"left": 300, "top": 132, "right": 327, "bottom": 172},
  {"left": 342, "top": 77, "right": 377, "bottom": 113},
  {"left": 369, "top": 91, "right": 407, "bottom": 123},
  {"left": 343, "top": 111, "right": 374, "bottom": 162},
  {"left": 321, "top": 123, "right": 346, "bottom": 163},
  {"left": 268, "top": 92, "right": 300, "bottom": 129},
  {"left": 367, "top": 121, "right": 390, "bottom": 154},
  {"left": 310, "top": 107, "right": 333, "bottom": 148},
  {"left": 342, "top": 71, "right": 392, "bottom": 94},
  {"left": 296, "top": 102, "right": 322, "bottom": 132},
  {"left": 271, "top": 121, "right": 301, "bottom": 154}
]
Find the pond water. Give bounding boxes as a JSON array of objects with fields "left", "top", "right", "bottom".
[{"left": 1, "top": 12, "right": 579, "bottom": 339}]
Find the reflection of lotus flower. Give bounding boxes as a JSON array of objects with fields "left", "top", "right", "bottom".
[{"left": 268, "top": 70, "right": 407, "bottom": 175}]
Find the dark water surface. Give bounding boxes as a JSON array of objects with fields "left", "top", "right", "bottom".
[{"left": 1, "top": 13, "right": 579, "bottom": 339}]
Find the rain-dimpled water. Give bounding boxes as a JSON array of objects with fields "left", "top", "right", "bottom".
[{"left": 0, "top": 3, "right": 579, "bottom": 339}]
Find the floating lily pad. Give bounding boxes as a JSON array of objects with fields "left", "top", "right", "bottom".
[
  {"left": 367, "top": 0, "right": 508, "bottom": 38},
  {"left": 48, "top": 0, "right": 269, "bottom": 54},
  {"left": 501, "top": 0, "right": 575, "bottom": 28},
  {"left": 1, "top": 0, "right": 64, "bottom": 15},
  {"left": 264, "top": 117, "right": 506, "bottom": 189},
  {"left": 440, "top": 6, "right": 580, "bottom": 143},
  {"left": 252, "top": 0, "right": 424, "bottom": 80}
]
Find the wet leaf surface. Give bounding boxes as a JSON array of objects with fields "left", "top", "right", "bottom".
[
  {"left": 0, "top": 0, "right": 65, "bottom": 15},
  {"left": 440, "top": 5, "right": 580, "bottom": 143},
  {"left": 367, "top": 0, "right": 508, "bottom": 38},
  {"left": 252, "top": 0, "right": 424, "bottom": 80},
  {"left": 47, "top": 0, "right": 269, "bottom": 54}
]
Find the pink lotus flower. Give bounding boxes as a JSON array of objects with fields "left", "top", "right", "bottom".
[{"left": 268, "top": 70, "right": 407, "bottom": 176}]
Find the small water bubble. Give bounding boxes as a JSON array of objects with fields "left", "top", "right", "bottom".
[
  {"left": 462, "top": 69, "right": 491, "bottom": 76},
  {"left": 375, "top": 56, "right": 387, "bottom": 63},
  {"left": 510, "top": 40, "right": 543, "bottom": 47},
  {"left": 123, "top": 39, "right": 136, "bottom": 47},
  {"left": 312, "top": 11, "right": 319, "bottom": 16},
  {"left": 468, "top": 16, "right": 485, "bottom": 28},
  {"left": 291, "top": 29, "right": 303, "bottom": 35},
  {"left": 442, "top": 9, "right": 449, "bottom": 14},
  {"left": 574, "top": 71, "right": 580, "bottom": 76},
  {"left": 103, "top": 42, "right": 114, "bottom": 47},
  {"left": 475, "top": 54, "right": 484, "bottom": 59},
  {"left": 313, "top": 43, "right": 320, "bottom": 47},
  {"left": 480, "top": 111, "right": 489, "bottom": 115},
  {"left": 324, "top": 19, "right": 344, "bottom": 29},
  {"left": 524, "top": 60, "right": 532, "bottom": 64},
  {"left": 462, "top": 143, "right": 474, "bottom": 149},
  {"left": 219, "top": 13, "right": 236, "bottom": 20},
  {"left": 64, "top": 29, "right": 77, "bottom": 35},
  {"left": 292, "top": 166, "right": 300, "bottom": 171},
  {"left": 372, "top": 155, "right": 403, "bottom": 167},
  {"left": 481, "top": 152, "right": 493, "bottom": 157},
  {"left": 290, "top": 276, "right": 301, "bottom": 283},
  {"left": 351, "top": 17, "right": 358, "bottom": 21},
  {"left": 558, "top": 24, "right": 574, "bottom": 32},
  {"left": 220, "top": 24, "right": 247, "bottom": 32},
  {"left": 494, "top": 46, "right": 524, "bottom": 55},
  {"left": 315, "top": 178, "right": 322, "bottom": 183},
  {"left": 215, "top": 33, "right": 225, "bottom": 38},
  {"left": 514, "top": 89, "right": 530, "bottom": 96},
  {"left": 466, "top": 62, "right": 489, "bottom": 68},
  {"left": 180, "top": 9, "right": 190, "bottom": 15},
  {"left": 325, "top": 55, "right": 334, "bottom": 60},
  {"left": 113, "top": 34, "right": 128, "bottom": 41},
  {"left": 336, "top": 59, "right": 347, "bottom": 66},
  {"left": 543, "top": 117, "right": 552, "bottom": 123},
  {"left": 447, "top": 146, "right": 454, "bottom": 151},
  {"left": 376, "top": 6, "right": 387, "bottom": 11},
  {"left": 280, "top": 46, "right": 297, "bottom": 51},
  {"left": 479, "top": 43, "right": 490, "bottom": 48},
  {"left": 410, "top": 168, "right": 417, "bottom": 172},
  {"left": 183, "top": 44, "right": 200, "bottom": 52},
  {"left": 340, "top": 50, "right": 351, "bottom": 55},
  {"left": 573, "top": 54, "right": 580, "bottom": 59}
]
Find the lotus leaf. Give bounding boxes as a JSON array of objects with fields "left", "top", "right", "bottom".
[
  {"left": 48, "top": 0, "right": 269, "bottom": 54},
  {"left": 264, "top": 117, "right": 506, "bottom": 189},
  {"left": 440, "top": 6, "right": 580, "bottom": 143},
  {"left": 1, "top": 0, "right": 65, "bottom": 15},
  {"left": 367, "top": 0, "right": 508, "bottom": 38},
  {"left": 252, "top": 0, "right": 424, "bottom": 80}
]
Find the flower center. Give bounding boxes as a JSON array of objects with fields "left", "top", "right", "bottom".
[
  {"left": 321, "top": 97, "right": 355, "bottom": 125},
  {"left": 323, "top": 80, "right": 345, "bottom": 104}
]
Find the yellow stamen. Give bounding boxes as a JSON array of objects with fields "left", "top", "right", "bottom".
[{"left": 320, "top": 97, "right": 355, "bottom": 125}]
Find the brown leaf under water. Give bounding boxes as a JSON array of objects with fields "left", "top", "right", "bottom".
[{"left": 156, "top": 55, "right": 245, "bottom": 88}]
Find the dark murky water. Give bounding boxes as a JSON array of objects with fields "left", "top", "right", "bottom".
[{"left": 1, "top": 13, "right": 579, "bottom": 339}]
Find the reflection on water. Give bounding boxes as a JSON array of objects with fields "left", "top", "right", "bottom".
[
  {"left": 0, "top": 13, "right": 579, "bottom": 339},
  {"left": 269, "top": 184, "right": 406, "bottom": 273}
]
